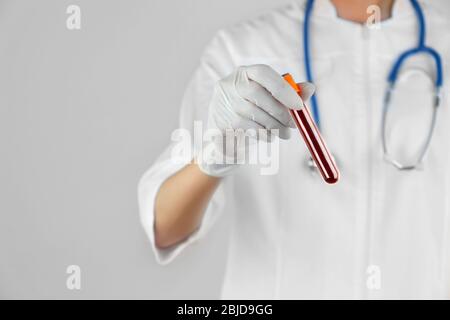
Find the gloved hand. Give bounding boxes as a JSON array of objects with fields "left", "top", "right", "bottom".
[{"left": 197, "top": 64, "right": 315, "bottom": 177}]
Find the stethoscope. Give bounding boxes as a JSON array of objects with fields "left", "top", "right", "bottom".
[{"left": 303, "top": 0, "right": 443, "bottom": 174}]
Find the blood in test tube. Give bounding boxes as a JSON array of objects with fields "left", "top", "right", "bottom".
[{"left": 282, "top": 73, "right": 340, "bottom": 184}]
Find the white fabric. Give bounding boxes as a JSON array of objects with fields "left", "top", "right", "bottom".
[{"left": 139, "top": 0, "right": 450, "bottom": 299}]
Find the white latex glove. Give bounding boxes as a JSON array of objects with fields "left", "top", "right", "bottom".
[{"left": 197, "top": 64, "right": 315, "bottom": 177}]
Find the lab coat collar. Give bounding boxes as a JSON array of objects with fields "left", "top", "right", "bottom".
[{"left": 312, "top": 0, "right": 416, "bottom": 21}]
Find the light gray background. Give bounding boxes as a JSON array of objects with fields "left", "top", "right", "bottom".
[{"left": 0, "top": 0, "right": 295, "bottom": 299}]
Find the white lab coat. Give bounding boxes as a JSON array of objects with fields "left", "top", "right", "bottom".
[{"left": 139, "top": 0, "right": 450, "bottom": 299}]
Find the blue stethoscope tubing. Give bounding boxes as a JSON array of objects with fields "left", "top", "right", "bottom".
[{"left": 303, "top": 0, "right": 443, "bottom": 130}]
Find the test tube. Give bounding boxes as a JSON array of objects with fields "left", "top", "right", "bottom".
[{"left": 282, "top": 73, "right": 340, "bottom": 184}]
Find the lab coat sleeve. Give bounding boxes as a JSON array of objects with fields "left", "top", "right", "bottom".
[{"left": 138, "top": 30, "right": 235, "bottom": 265}]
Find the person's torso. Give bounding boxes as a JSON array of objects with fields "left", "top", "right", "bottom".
[{"left": 219, "top": 0, "right": 450, "bottom": 299}]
